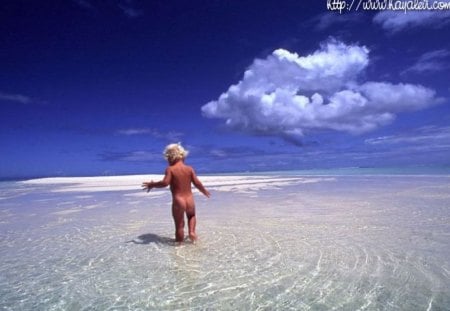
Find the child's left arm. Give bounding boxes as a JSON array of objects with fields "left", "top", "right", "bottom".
[{"left": 191, "top": 169, "right": 211, "bottom": 198}]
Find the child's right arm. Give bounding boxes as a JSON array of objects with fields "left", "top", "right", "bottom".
[{"left": 142, "top": 168, "right": 172, "bottom": 192}]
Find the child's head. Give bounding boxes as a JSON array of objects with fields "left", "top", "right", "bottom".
[{"left": 164, "top": 143, "right": 189, "bottom": 164}]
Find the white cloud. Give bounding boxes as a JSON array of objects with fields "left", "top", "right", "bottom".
[
  {"left": 373, "top": 10, "right": 450, "bottom": 33},
  {"left": 202, "top": 40, "right": 440, "bottom": 144},
  {"left": 402, "top": 49, "right": 450, "bottom": 74}
]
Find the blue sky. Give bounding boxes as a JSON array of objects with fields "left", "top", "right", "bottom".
[{"left": 1, "top": 1, "right": 449, "bottom": 179}]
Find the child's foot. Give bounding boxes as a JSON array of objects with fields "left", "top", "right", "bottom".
[{"left": 188, "top": 233, "right": 198, "bottom": 242}]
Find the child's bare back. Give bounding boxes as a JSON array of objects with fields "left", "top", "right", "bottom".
[{"left": 142, "top": 144, "right": 210, "bottom": 243}]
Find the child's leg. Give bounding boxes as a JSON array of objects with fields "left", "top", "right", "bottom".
[
  {"left": 186, "top": 197, "right": 197, "bottom": 241},
  {"left": 187, "top": 213, "right": 197, "bottom": 241},
  {"left": 172, "top": 205, "right": 185, "bottom": 242}
]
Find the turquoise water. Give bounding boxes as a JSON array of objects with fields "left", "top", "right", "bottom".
[
  {"left": 223, "top": 166, "right": 450, "bottom": 176},
  {"left": 1, "top": 174, "right": 449, "bottom": 309}
]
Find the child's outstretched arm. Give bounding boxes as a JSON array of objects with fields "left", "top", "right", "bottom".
[
  {"left": 191, "top": 169, "right": 211, "bottom": 198},
  {"left": 142, "top": 168, "right": 172, "bottom": 192}
]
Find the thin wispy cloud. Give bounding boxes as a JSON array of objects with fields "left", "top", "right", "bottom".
[
  {"left": 0, "top": 91, "right": 33, "bottom": 104},
  {"left": 208, "top": 147, "right": 265, "bottom": 159},
  {"left": 365, "top": 126, "right": 450, "bottom": 146},
  {"left": 100, "top": 150, "right": 160, "bottom": 162},
  {"left": 118, "top": 2, "right": 143, "bottom": 18},
  {"left": 202, "top": 39, "right": 441, "bottom": 145},
  {"left": 402, "top": 49, "right": 450, "bottom": 75},
  {"left": 72, "top": 0, "right": 94, "bottom": 10},
  {"left": 313, "top": 12, "right": 363, "bottom": 31},
  {"left": 373, "top": 10, "right": 450, "bottom": 33},
  {"left": 117, "top": 128, "right": 184, "bottom": 141},
  {"left": 72, "top": 0, "right": 143, "bottom": 18},
  {"left": 117, "top": 128, "right": 153, "bottom": 135}
]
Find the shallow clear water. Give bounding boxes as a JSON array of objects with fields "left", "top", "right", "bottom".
[{"left": 0, "top": 174, "right": 449, "bottom": 310}]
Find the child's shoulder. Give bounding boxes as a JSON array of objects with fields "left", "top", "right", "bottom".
[
  {"left": 183, "top": 163, "right": 194, "bottom": 170},
  {"left": 181, "top": 163, "right": 195, "bottom": 174},
  {"left": 167, "top": 162, "right": 193, "bottom": 171}
]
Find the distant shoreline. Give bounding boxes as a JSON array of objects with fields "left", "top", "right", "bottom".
[
  {"left": 2, "top": 166, "right": 450, "bottom": 183},
  {"left": 2, "top": 167, "right": 450, "bottom": 183}
]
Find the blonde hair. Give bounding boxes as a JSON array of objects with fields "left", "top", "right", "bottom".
[{"left": 163, "top": 143, "right": 189, "bottom": 163}]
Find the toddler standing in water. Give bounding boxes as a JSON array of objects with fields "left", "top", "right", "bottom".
[{"left": 142, "top": 143, "right": 210, "bottom": 243}]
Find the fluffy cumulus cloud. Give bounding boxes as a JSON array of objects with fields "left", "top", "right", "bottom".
[{"left": 201, "top": 40, "right": 439, "bottom": 144}]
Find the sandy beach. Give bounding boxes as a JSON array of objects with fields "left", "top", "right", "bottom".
[{"left": 1, "top": 173, "right": 449, "bottom": 310}]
